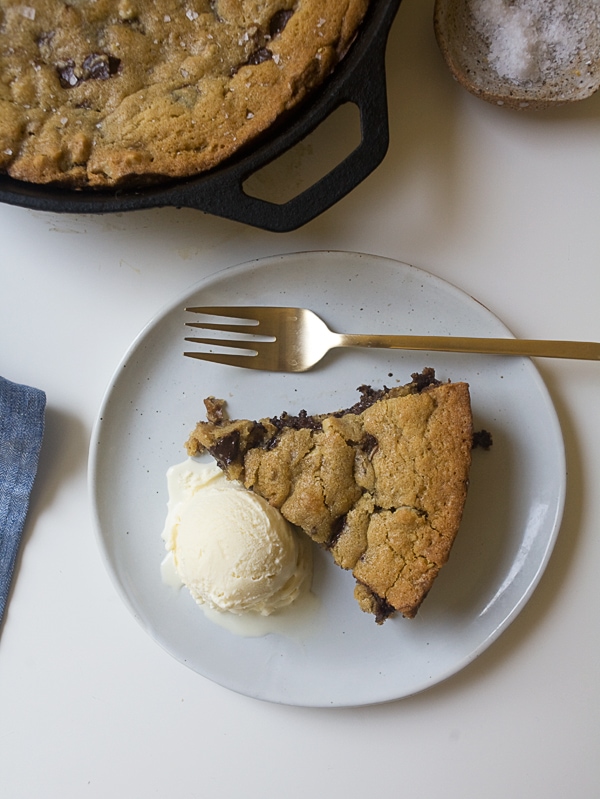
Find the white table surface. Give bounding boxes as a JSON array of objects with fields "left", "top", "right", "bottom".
[{"left": 1, "top": 1, "right": 599, "bottom": 796}]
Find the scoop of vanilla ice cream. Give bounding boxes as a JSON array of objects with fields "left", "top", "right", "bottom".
[{"left": 162, "top": 459, "right": 312, "bottom": 616}]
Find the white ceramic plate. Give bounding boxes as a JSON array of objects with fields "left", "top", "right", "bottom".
[{"left": 89, "top": 252, "right": 565, "bottom": 707}]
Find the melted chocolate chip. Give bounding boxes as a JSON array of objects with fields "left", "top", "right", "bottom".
[
  {"left": 331, "top": 385, "right": 392, "bottom": 418},
  {"left": 247, "top": 422, "right": 270, "bottom": 448},
  {"left": 363, "top": 587, "right": 395, "bottom": 624},
  {"left": 269, "top": 8, "right": 294, "bottom": 36},
  {"left": 264, "top": 435, "right": 281, "bottom": 451},
  {"left": 327, "top": 515, "right": 347, "bottom": 548},
  {"left": 246, "top": 47, "right": 273, "bottom": 65},
  {"left": 266, "top": 369, "right": 440, "bottom": 434},
  {"left": 269, "top": 408, "right": 323, "bottom": 432},
  {"left": 374, "top": 597, "right": 396, "bottom": 624},
  {"left": 360, "top": 433, "right": 378, "bottom": 458}
]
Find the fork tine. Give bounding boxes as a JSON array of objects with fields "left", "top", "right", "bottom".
[
  {"left": 185, "top": 321, "right": 262, "bottom": 335},
  {"left": 184, "top": 336, "right": 276, "bottom": 357},
  {"left": 185, "top": 306, "right": 260, "bottom": 320},
  {"left": 183, "top": 351, "right": 258, "bottom": 368},
  {"left": 184, "top": 335, "right": 257, "bottom": 351},
  {"left": 185, "top": 306, "right": 299, "bottom": 331}
]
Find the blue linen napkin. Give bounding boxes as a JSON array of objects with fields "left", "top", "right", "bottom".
[{"left": 0, "top": 376, "right": 46, "bottom": 626}]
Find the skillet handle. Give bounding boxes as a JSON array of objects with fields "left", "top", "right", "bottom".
[{"left": 172, "top": 17, "right": 395, "bottom": 232}]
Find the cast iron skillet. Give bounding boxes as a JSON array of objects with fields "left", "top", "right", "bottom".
[{"left": 0, "top": 0, "right": 402, "bottom": 232}]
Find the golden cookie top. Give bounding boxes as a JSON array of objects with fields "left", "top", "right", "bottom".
[{"left": 0, "top": 0, "right": 369, "bottom": 186}]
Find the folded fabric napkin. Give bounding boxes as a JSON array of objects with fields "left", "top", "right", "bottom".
[{"left": 0, "top": 376, "right": 46, "bottom": 627}]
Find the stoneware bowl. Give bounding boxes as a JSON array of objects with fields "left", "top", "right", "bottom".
[{"left": 434, "top": 0, "right": 600, "bottom": 110}]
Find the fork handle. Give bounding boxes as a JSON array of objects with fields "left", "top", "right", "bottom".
[{"left": 338, "top": 334, "right": 600, "bottom": 360}]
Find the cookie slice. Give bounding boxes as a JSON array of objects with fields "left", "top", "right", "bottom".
[{"left": 185, "top": 369, "right": 474, "bottom": 622}]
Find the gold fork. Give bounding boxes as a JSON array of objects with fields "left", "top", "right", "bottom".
[{"left": 184, "top": 306, "right": 600, "bottom": 372}]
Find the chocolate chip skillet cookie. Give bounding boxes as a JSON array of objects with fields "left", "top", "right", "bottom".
[{"left": 0, "top": 0, "right": 369, "bottom": 187}]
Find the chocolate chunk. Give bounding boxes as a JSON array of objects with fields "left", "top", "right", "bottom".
[
  {"left": 269, "top": 8, "right": 294, "bottom": 37},
  {"left": 209, "top": 430, "right": 241, "bottom": 469},
  {"left": 57, "top": 53, "right": 120, "bottom": 88},
  {"left": 82, "top": 53, "right": 121, "bottom": 81},
  {"left": 247, "top": 422, "right": 269, "bottom": 448},
  {"left": 360, "top": 433, "right": 379, "bottom": 458},
  {"left": 360, "top": 585, "right": 396, "bottom": 624},
  {"left": 327, "top": 514, "right": 347, "bottom": 548},
  {"left": 472, "top": 429, "right": 493, "bottom": 450},
  {"left": 373, "top": 595, "right": 396, "bottom": 624},
  {"left": 246, "top": 47, "right": 273, "bottom": 65}
]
